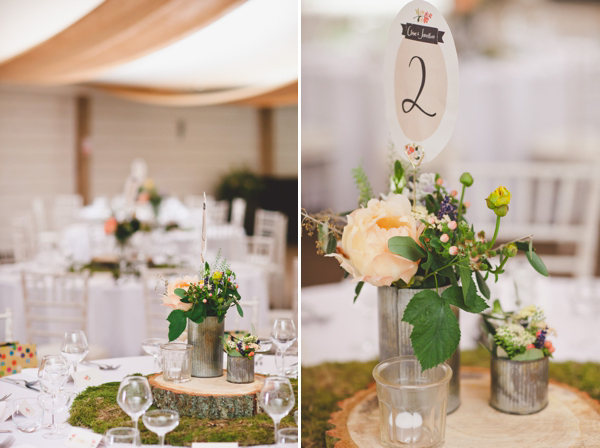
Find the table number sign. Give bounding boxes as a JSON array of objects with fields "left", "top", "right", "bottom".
[{"left": 384, "top": 0, "right": 459, "bottom": 165}]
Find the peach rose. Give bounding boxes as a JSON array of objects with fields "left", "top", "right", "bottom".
[
  {"left": 162, "top": 276, "right": 199, "bottom": 311},
  {"left": 104, "top": 217, "right": 117, "bottom": 235},
  {"left": 327, "top": 194, "right": 423, "bottom": 287}
]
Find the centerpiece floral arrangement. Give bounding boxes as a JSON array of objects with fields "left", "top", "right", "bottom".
[
  {"left": 222, "top": 331, "right": 261, "bottom": 359},
  {"left": 302, "top": 154, "right": 548, "bottom": 370},
  {"left": 482, "top": 301, "right": 555, "bottom": 361},
  {"left": 137, "top": 178, "right": 163, "bottom": 217},
  {"left": 161, "top": 254, "right": 244, "bottom": 341},
  {"left": 104, "top": 215, "right": 141, "bottom": 246}
]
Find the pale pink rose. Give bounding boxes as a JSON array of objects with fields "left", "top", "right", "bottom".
[
  {"left": 162, "top": 275, "right": 199, "bottom": 311},
  {"left": 440, "top": 234, "right": 449, "bottom": 243},
  {"left": 436, "top": 178, "right": 443, "bottom": 186},
  {"left": 428, "top": 216, "right": 436, "bottom": 225},
  {"left": 464, "top": 201, "right": 471, "bottom": 208},
  {"left": 327, "top": 194, "right": 424, "bottom": 287},
  {"left": 449, "top": 246, "right": 459, "bottom": 256},
  {"left": 450, "top": 190, "right": 458, "bottom": 197},
  {"left": 448, "top": 221, "right": 457, "bottom": 230}
]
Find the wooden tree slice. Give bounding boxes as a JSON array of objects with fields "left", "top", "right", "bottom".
[
  {"left": 148, "top": 372, "right": 265, "bottom": 419},
  {"left": 327, "top": 367, "right": 600, "bottom": 448}
]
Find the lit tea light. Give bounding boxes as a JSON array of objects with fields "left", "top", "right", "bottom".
[{"left": 389, "top": 412, "right": 423, "bottom": 443}]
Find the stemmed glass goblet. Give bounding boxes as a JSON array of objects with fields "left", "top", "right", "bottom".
[
  {"left": 271, "top": 319, "right": 297, "bottom": 376},
  {"left": 37, "top": 356, "right": 70, "bottom": 439},
  {"left": 60, "top": 330, "right": 89, "bottom": 379},
  {"left": 259, "top": 376, "right": 295, "bottom": 443},
  {"left": 142, "top": 338, "right": 167, "bottom": 372},
  {"left": 117, "top": 376, "right": 153, "bottom": 431},
  {"left": 37, "top": 393, "right": 72, "bottom": 439},
  {"left": 142, "top": 410, "right": 179, "bottom": 446}
]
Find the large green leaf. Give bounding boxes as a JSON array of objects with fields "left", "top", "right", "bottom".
[
  {"left": 174, "top": 288, "right": 186, "bottom": 298},
  {"left": 167, "top": 309, "right": 187, "bottom": 341},
  {"left": 388, "top": 236, "right": 426, "bottom": 261},
  {"left": 187, "top": 303, "right": 206, "bottom": 323},
  {"left": 402, "top": 290, "right": 461, "bottom": 370},
  {"left": 236, "top": 302, "right": 244, "bottom": 317},
  {"left": 441, "top": 285, "right": 489, "bottom": 314},
  {"left": 512, "top": 349, "right": 545, "bottom": 361}
]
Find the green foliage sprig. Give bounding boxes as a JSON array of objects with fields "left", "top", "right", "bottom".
[{"left": 351, "top": 164, "right": 373, "bottom": 207}]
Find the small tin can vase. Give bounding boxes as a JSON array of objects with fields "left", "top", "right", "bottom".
[
  {"left": 378, "top": 285, "right": 460, "bottom": 414},
  {"left": 187, "top": 317, "right": 224, "bottom": 378},
  {"left": 490, "top": 356, "right": 549, "bottom": 414},
  {"left": 227, "top": 355, "right": 255, "bottom": 383}
]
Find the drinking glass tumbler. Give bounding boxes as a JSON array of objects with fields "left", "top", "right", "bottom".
[
  {"left": 373, "top": 357, "right": 452, "bottom": 448},
  {"left": 161, "top": 343, "right": 192, "bottom": 383}
]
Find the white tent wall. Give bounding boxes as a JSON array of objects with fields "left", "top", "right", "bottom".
[{"left": 0, "top": 86, "right": 298, "bottom": 252}]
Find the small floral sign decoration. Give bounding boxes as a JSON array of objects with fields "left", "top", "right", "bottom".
[
  {"left": 222, "top": 330, "right": 261, "bottom": 359},
  {"left": 414, "top": 9, "right": 432, "bottom": 24}
]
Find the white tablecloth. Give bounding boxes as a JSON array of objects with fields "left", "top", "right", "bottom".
[
  {"left": 301, "top": 268, "right": 600, "bottom": 366},
  {"left": 0, "top": 261, "right": 269, "bottom": 358},
  {"left": 0, "top": 354, "right": 296, "bottom": 448}
]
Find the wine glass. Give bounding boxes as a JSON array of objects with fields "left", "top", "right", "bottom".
[
  {"left": 142, "top": 338, "right": 167, "bottom": 372},
  {"left": 142, "top": 410, "right": 179, "bottom": 446},
  {"left": 37, "top": 355, "right": 70, "bottom": 431},
  {"left": 271, "top": 319, "right": 297, "bottom": 376},
  {"left": 37, "top": 393, "right": 71, "bottom": 439},
  {"left": 60, "top": 330, "right": 89, "bottom": 379},
  {"left": 105, "top": 427, "right": 141, "bottom": 446},
  {"left": 117, "top": 376, "right": 153, "bottom": 430},
  {"left": 259, "top": 376, "right": 295, "bottom": 443},
  {"left": 255, "top": 337, "right": 273, "bottom": 375}
]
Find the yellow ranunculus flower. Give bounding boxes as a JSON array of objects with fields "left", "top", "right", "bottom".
[
  {"left": 212, "top": 271, "right": 223, "bottom": 281},
  {"left": 487, "top": 186, "right": 511, "bottom": 209}
]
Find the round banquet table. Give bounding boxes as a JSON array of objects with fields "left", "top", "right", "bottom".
[
  {"left": 0, "top": 354, "right": 295, "bottom": 447},
  {"left": 0, "top": 260, "right": 269, "bottom": 358}
]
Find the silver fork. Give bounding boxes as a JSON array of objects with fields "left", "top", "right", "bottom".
[
  {"left": 0, "top": 394, "right": 10, "bottom": 402},
  {"left": 0, "top": 435, "right": 15, "bottom": 448},
  {"left": 2, "top": 378, "right": 40, "bottom": 391}
]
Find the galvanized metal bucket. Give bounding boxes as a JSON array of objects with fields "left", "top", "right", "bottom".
[
  {"left": 227, "top": 355, "right": 255, "bottom": 383},
  {"left": 187, "top": 317, "right": 224, "bottom": 378},
  {"left": 490, "top": 356, "right": 549, "bottom": 414},
  {"left": 378, "top": 285, "right": 460, "bottom": 414}
]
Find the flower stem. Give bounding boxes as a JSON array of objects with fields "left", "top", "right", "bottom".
[
  {"left": 457, "top": 184, "right": 466, "bottom": 222},
  {"left": 488, "top": 215, "right": 502, "bottom": 248}
]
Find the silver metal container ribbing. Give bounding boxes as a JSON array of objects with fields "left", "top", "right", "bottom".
[
  {"left": 378, "top": 285, "right": 460, "bottom": 414},
  {"left": 187, "top": 317, "right": 224, "bottom": 378},
  {"left": 490, "top": 356, "right": 548, "bottom": 414},
  {"left": 227, "top": 355, "right": 255, "bottom": 383}
]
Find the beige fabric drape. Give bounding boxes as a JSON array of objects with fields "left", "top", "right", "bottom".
[
  {"left": 93, "top": 80, "right": 298, "bottom": 107},
  {"left": 0, "top": 0, "right": 245, "bottom": 84}
]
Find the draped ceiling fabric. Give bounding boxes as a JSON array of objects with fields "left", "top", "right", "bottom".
[{"left": 0, "top": 0, "right": 298, "bottom": 107}]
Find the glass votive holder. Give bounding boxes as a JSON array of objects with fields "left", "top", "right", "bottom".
[
  {"left": 161, "top": 343, "right": 192, "bottom": 383},
  {"left": 277, "top": 427, "right": 299, "bottom": 445},
  {"left": 373, "top": 356, "right": 452, "bottom": 448}
]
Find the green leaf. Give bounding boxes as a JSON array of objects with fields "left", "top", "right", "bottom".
[
  {"left": 353, "top": 282, "right": 364, "bottom": 303},
  {"left": 491, "top": 299, "right": 503, "bottom": 315},
  {"left": 525, "top": 250, "right": 549, "bottom": 277},
  {"left": 388, "top": 236, "right": 426, "bottom": 261},
  {"left": 512, "top": 349, "right": 545, "bottom": 361},
  {"left": 475, "top": 271, "right": 490, "bottom": 299},
  {"left": 441, "top": 285, "right": 489, "bottom": 314},
  {"left": 174, "top": 288, "right": 186, "bottom": 298},
  {"left": 402, "top": 290, "right": 461, "bottom": 370},
  {"left": 167, "top": 310, "right": 187, "bottom": 341},
  {"left": 187, "top": 303, "right": 205, "bottom": 323},
  {"left": 515, "top": 241, "right": 529, "bottom": 252},
  {"left": 459, "top": 265, "right": 475, "bottom": 307},
  {"left": 236, "top": 302, "right": 244, "bottom": 317},
  {"left": 425, "top": 194, "right": 436, "bottom": 214}
]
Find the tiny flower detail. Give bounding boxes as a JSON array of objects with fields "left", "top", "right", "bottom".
[
  {"left": 526, "top": 344, "right": 535, "bottom": 350},
  {"left": 436, "top": 178, "right": 443, "bottom": 186},
  {"left": 428, "top": 216, "right": 436, "bottom": 225},
  {"left": 544, "top": 341, "right": 552, "bottom": 348},
  {"left": 440, "top": 234, "right": 449, "bottom": 243},
  {"left": 448, "top": 221, "right": 457, "bottom": 230},
  {"left": 449, "top": 246, "right": 458, "bottom": 256},
  {"left": 203, "top": 299, "right": 207, "bottom": 303},
  {"left": 464, "top": 201, "right": 471, "bottom": 208},
  {"left": 450, "top": 190, "right": 458, "bottom": 197},
  {"left": 209, "top": 293, "right": 213, "bottom": 297}
]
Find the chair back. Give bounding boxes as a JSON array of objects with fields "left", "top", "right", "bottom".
[
  {"left": 142, "top": 267, "right": 198, "bottom": 338},
  {"left": 11, "top": 215, "right": 35, "bottom": 263},
  {"left": 231, "top": 198, "right": 247, "bottom": 227},
  {"left": 21, "top": 271, "right": 89, "bottom": 344},
  {"left": 32, "top": 197, "right": 49, "bottom": 233},
  {"left": 246, "top": 236, "right": 276, "bottom": 265},
  {"left": 0, "top": 308, "right": 14, "bottom": 342},
  {"left": 207, "top": 200, "right": 230, "bottom": 225},
  {"left": 254, "top": 209, "right": 288, "bottom": 265},
  {"left": 52, "top": 194, "right": 83, "bottom": 230},
  {"left": 449, "top": 162, "right": 600, "bottom": 276}
]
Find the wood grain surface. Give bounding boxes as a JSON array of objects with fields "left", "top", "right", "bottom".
[{"left": 327, "top": 367, "right": 600, "bottom": 448}]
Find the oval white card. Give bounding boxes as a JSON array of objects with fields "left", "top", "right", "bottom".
[{"left": 384, "top": 0, "right": 459, "bottom": 165}]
